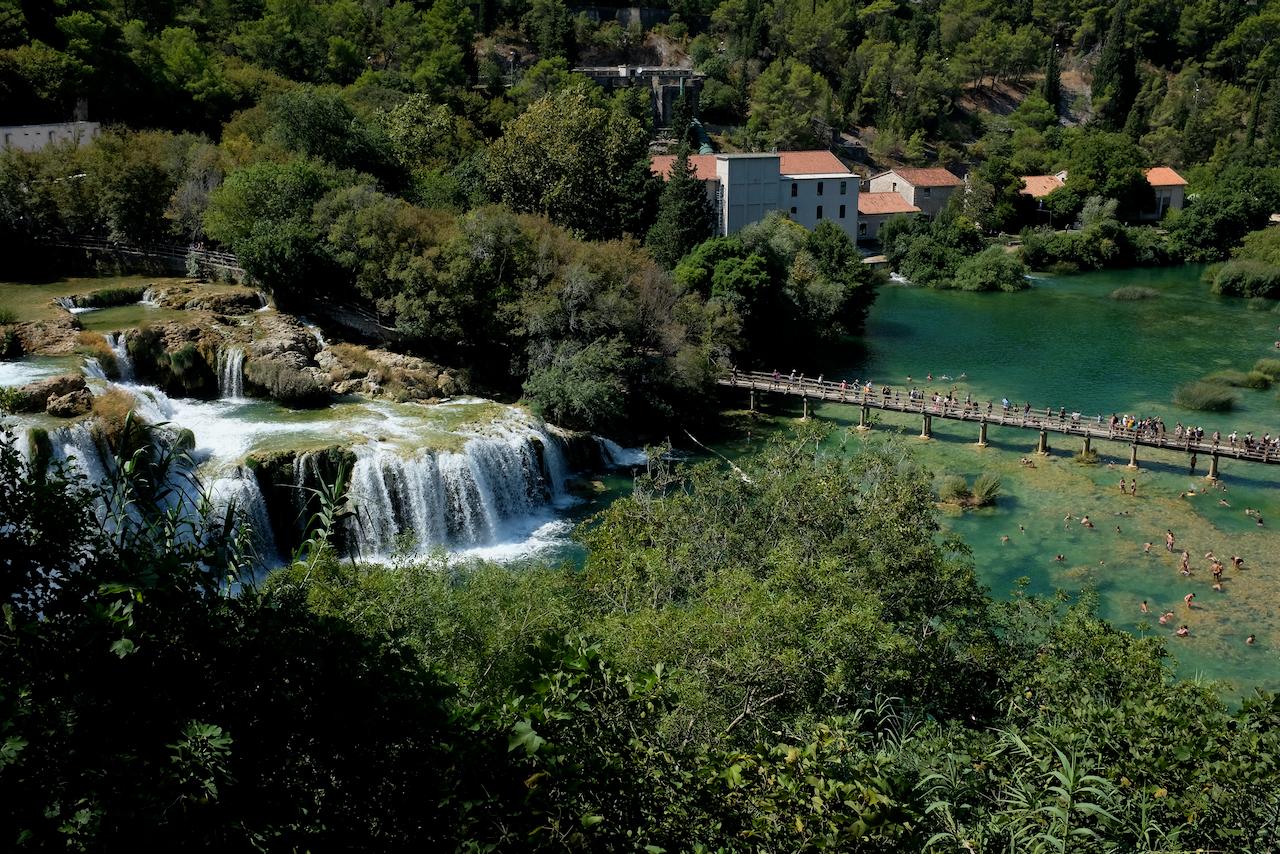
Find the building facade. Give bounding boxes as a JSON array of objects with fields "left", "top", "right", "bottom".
[
  {"left": 0, "top": 121, "right": 100, "bottom": 152},
  {"left": 1141, "top": 167, "right": 1187, "bottom": 221},
  {"left": 574, "top": 66, "right": 703, "bottom": 127},
  {"left": 650, "top": 150, "right": 859, "bottom": 240},
  {"left": 867, "top": 167, "right": 963, "bottom": 218},
  {"left": 856, "top": 191, "right": 920, "bottom": 241}
]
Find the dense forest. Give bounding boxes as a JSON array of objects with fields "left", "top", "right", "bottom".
[{"left": 4, "top": 0, "right": 1280, "bottom": 417}]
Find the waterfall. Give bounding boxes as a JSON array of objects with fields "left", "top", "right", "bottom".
[
  {"left": 596, "top": 436, "right": 647, "bottom": 468},
  {"left": 299, "top": 317, "right": 326, "bottom": 348},
  {"left": 344, "top": 424, "right": 569, "bottom": 559},
  {"left": 82, "top": 357, "right": 107, "bottom": 381},
  {"left": 55, "top": 296, "right": 95, "bottom": 314},
  {"left": 140, "top": 288, "right": 159, "bottom": 307},
  {"left": 216, "top": 347, "right": 245, "bottom": 400},
  {"left": 105, "top": 332, "right": 132, "bottom": 382},
  {"left": 209, "top": 465, "right": 279, "bottom": 565}
]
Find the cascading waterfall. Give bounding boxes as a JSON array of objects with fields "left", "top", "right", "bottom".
[
  {"left": 596, "top": 436, "right": 647, "bottom": 468},
  {"left": 209, "top": 466, "right": 279, "bottom": 563},
  {"left": 216, "top": 346, "right": 245, "bottom": 400},
  {"left": 140, "top": 288, "right": 159, "bottom": 306},
  {"left": 82, "top": 358, "right": 107, "bottom": 380},
  {"left": 344, "top": 424, "right": 573, "bottom": 559},
  {"left": 55, "top": 296, "right": 94, "bottom": 314},
  {"left": 105, "top": 332, "right": 133, "bottom": 382}
]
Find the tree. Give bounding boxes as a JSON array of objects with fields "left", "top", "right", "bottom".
[
  {"left": 747, "top": 59, "right": 836, "bottom": 149},
  {"left": 524, "top": 0, "right": 575, "bottom": 61},
  {"left": 1092, "top": 0, "right": 1137, "bottom": 128},
  {"left": 951, "top": 245, "right": 1031, "bottom": 291},
  {"left": 1042, "top": 40, "right": 1061, "bottom": 115},
  {"left": 485, "top": 83, "right": 657, "bottom": 240},
  {"left": 646, "top": 146, "right": 714, "bottom": 268}
]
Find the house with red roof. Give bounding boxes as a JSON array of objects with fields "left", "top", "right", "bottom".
[
  {"left": 867, "top": 167, "right": 964, "bottom": 218},
  {"left": 1141, "top": 167, "right": 1187, "bottom": 221},
  {"left": 1019, "top": 173, "right": 1067, "bottom": 199},
  {"left": 856, "top": 192, "right": 920, "bottom": 241},
  {"left": 649, "top": 150, "right": 859, "bottom": 240}
]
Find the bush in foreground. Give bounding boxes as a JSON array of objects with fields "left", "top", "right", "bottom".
[{"left": 1173, "top": 380, "right": 1237, "bottom": 411}]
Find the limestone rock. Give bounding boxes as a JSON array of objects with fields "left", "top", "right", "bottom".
[
  {"left": 6, "top": 373, "right": 88, "bottom": 413},
  {"left": 45, "top": 387, "right": 94, "bottom": 417},
  {"left": 13, "top": 314, "right": 82, "bottom": 355}
]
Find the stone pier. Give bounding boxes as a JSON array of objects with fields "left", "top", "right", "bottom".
[
  {"left": 977, "top": 421, "right": 988, "bottom": 447},
  {"left": 1082, "top": 435, "right": 1091, "bottom": 455},
  {"left": 921, "top": 414, "right": 932, "bottom": 438},
  {"left": 1036, "top": 430, "right": 1049, "bottom": 455},
  {"left": 858, "top": 405, "right": 870, "bottom": 430},
  {"left": 1207, "top": 453, "right": 1219, "bottom": 480},
  {"left": 1127, "top": 444, "right": 1139, "bottom": 469}
]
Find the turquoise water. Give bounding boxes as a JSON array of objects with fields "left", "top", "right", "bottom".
[{"left": 730, "top": 267, "right": 1280, "bottom": 695}]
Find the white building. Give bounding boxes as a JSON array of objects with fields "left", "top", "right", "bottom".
[
  {"left": 1140, "top": 167, "right": 1187, "bottom": 221},
  {"left": 856, "top": 191, "right": 920, "bottom": 242},
  {"left": 0, "top": 121, "right": 100, "bottom": 152},
  {"left": 867, "top": 167, "right": 963, "bottom": 218},
  {"left": 650, "top": 150, "right": 859, "bottom": 240}
]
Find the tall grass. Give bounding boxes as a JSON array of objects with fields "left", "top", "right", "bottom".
[
  {"left": 1203, "top": 369, "right": 1271, "bottom": 389},
  {"left": 79, "top": 285, "right": 148, "bottom": 308},
  {"left": 1253, "top": 358, "right": 1280, "bottom": 380},
  {"left": 970, "top": 473, "right": 1001, "bottom": 506},
  {"left": 1173, "top": 381, "right": 1237, "bottom": 411}
]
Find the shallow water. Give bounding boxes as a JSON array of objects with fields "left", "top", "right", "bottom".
[{"left": 735, "top": 267, "right": 1280, "bottom": 695}]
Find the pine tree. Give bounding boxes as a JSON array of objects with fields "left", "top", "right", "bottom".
[
  {"left": 1092, "top": 0, "right": 1136, "bottom": 128},
  {"left": 1042, "top": 41, "right": 1061, "bottom": 116},
  {"left": 646, "top": 146, "right": 715, "bottom": 269}
]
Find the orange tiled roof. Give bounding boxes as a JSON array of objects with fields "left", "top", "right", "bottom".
[
  {"left": 650, "top": 153, "right": 718, "bottom": 181},
  {"left": 650, "top": 150, "right": 852, "bottom": 182},
  {"left": 1145, "top": 166, "right": 1187, "bottom": 187},
  {"left": 1020, "top": 175, "right": 1065, "bottom": 198},
  {"left": 858, "top": 192, "right": 921, "bottom": 215},
  {"left": 777, "top": 150, "right": 850, "bottom": 175},
  {"left": 885, "top": 167, "right": 964, "bottom": 188}
]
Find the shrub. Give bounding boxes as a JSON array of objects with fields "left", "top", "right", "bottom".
[
  {"left": 950, "top": 246, "right": 1030, "bottom": 292},
  {"left": 1173, "top": 381, "right": 1237, "bottom": 411},
  {"left": 1210, "top": 259, "right": 1280, "bottom": 299},
  {"left": 80, "top": 285, "right": 148, "bottom": 308},
  {"left": 0, "top": 306, "right": 16, "bottom": 324},
  {"left": 91, "top": 387, "right": 149, "bottom": 451},
  {"left": 1109, "top": 286, "right": 1159, "bottom": 300},
  {"left": 1203, "top": 369, "right": 1270, "bottom": 389},
  {"left": 970, "top": 473, "right": 1001, "bottom": 506},
  {"left": 938, "top": 475, "right": 971, "bottom": 503},
  {"left": 1252, "top": 358, "right": 1280, "bottom": 380}
]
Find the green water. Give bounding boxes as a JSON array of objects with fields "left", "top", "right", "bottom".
[{"left": 733, "top": 267, "right": 1280, "bottom": 695}]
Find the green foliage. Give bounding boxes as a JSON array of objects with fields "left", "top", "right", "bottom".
[
  {"left": 970, "top": 472, "right": 1001, "bottom": 505},
  {"left": 1203, "top": 369, "right": 1271, "bottom": 389},
  {"left": 950, "top": 245, "right": 1031, "bottom": 292},
  {"left": 1021, "top": 220, "right": 1177, "bottom": 272},
  {"left": 78, "top": 285, "right": 146, "bottom": 308},
  {"left": 1172, "top": 380, "right": 1237, "bottom": 411},
  {"left": 645, "top": 146, "right": 714, "bottom": 268},
  {"left": 1252, "top": 358, "right": 1280, "bottom": 380},
  {"left": 523, "top": 336, "right": 632, "bottom": 430},
  {"left": 747, "top": 58, "right": 836, "bottom": 149},
  {"left": 1169, "top": 166, "right": 1280, "bottom": 261}
]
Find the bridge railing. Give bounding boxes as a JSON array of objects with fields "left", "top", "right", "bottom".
[
  {"left": 719, "top": 371, "right": 1279, "bottom": 464},
  {"left": 41, "top": 235, "right": 245, "bottom": 275}
]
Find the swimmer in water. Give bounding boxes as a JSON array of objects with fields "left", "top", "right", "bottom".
[
  {"left": 1219, "top": 499, "right": 1230, "bottom": 507},
  {"left": 1001, "top": 535, "right": 1010, "bottom": 544},
  {"left": 1232, "top": 555, "right": 1244, "bottom": 570},
  {"left": 1055, "top": 554, "right": 1065, "bottom": 562},
  {"left": 1184, "top": 592, "right": 1195, "bottom": 608},
  {"left": 1143, "top": 542, "right": 1152, "bottom": 554},
  {"left": 1081, "top": 515, "right": 1094, "bottom": 529},
  {"left": 1019, "top": 525, "right": 1025, "bottom": 533},
  {"left": 1176, "top": 625, "right": 1190, "bottom": 637},
  {"left": 1140, "top": 600, "right": 1149, "bottom": 613},
  {"left": 1247, "top": 634, "right": 1256, "bottom": 645},
  {"left": 1159, "top": 611, "right": 1171, "bottom": 625},
  {"left": 1116, "top": 525, "right": 1122, "bottom": 533}
]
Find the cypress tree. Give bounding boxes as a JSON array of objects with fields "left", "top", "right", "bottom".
[
  {"left": 1042, "top": 41, "right": 1061, "bottom": 115},
  {"left": 646, "top": 146, "right": 715, "bottom": 269},
  {"left": 1092, "top": 0, "right": 1136, "bottom": 128}
]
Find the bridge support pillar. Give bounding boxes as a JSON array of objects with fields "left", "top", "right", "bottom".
[
  {"left": 977, "top": 421, "right": 988, "bottom": 447},
  {"left": 1082, "top": 436, "right": 1091, "bottom": 456},
  {"left": 801, "top": 396, "right": 809, "bottom": 421},
  {"left": 1207, "top": 453, "right": 1219, "bottom": 480},
  {"left": 1036, "top": 430, "right": 1049, "bottom": 455},
  {"left": 920, "top": 414, "right": 932, "bottom": 439},
  {"left": 858, "top": 405, "right": 870, "bottom": 431},
  {"left": 1127, "top": 444, "right": 1139, "bottom": 469},
  {"left": 749, "top": 389, "right": 755, "bottom": 412}
]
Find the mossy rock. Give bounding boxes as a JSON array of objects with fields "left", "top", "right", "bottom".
[{"left": 247, "top": 446, "right": 356, "bottom": 558}]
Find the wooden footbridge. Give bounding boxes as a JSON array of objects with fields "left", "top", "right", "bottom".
[{"left": 719, "top": 371, "right": 1280, "bottom": 478}]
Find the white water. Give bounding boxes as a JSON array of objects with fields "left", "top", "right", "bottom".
[
  {"left": 55, "top": 296, "right": 97, "bottom": 314},
  {"left": 140, "top": 288, "right": 159, "bottom": 307},
  {"left": 216, "top": 347, "right": 245, "bottom": 400},
  {"left": 3, "top": 345, "right": 613, "bottom": 566},
  {"left": 889, "top": 272, "right": 912, "bottom": 285},
  {"left": 106, "top": 332, "right": 132, "bottom": 382},
  {"left": 596, "top": 436, "right": 647, "bottom": 468}
]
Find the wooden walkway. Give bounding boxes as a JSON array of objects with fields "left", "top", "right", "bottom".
[{"left": 719, "top": 371, "right": 1280, "bottom": 476}]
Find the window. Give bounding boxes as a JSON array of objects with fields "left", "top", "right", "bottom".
[
  {"left": 817, "top": 181, "right": 824, "bottom": 196},
  {"left": 840, "top": 181, "right": 847, "bottom": 195},
  {"left": 839, "top": 204, "right": 846, "bottom": 219},
  {"left": 816, "top": 205, "right": 823, "bottom": 220},
  {"left": 790, "top": 206, "right": 796, "bottom": 216},
  {"left": 891, "top": 181, "right": 897, "bottom": 191},
  {"left": 858, "top": 222, "right": 867, "bottom": 236},
  {"left": 791, "top": 182, "right": 797, "bottom": 197},
  {"left": 921, "top": 187, "right": 931, "bottom": 197}
]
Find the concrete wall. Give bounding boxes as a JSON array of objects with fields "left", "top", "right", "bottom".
[
  {"left": 715, "top": 155, "right": 781, "bottom": 235},
  {"left": 857, "top": 212, "right": 899, "bottom": 242},
  {"left": 1, "top": 122, "right": 99, "bottom": 152},
  {"left": 1139, "top": 186, "right": 1185, "bottom": 221},
  {"left": 867, "top": 172, "right": 956, "bottom": 218},
  {"left": 782, "top": 175, "right": 857, "bottom": 240}
]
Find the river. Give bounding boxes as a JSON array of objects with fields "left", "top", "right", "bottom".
[{"left": 722, "top": 266, "right": 1280, "bottom": 695}]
